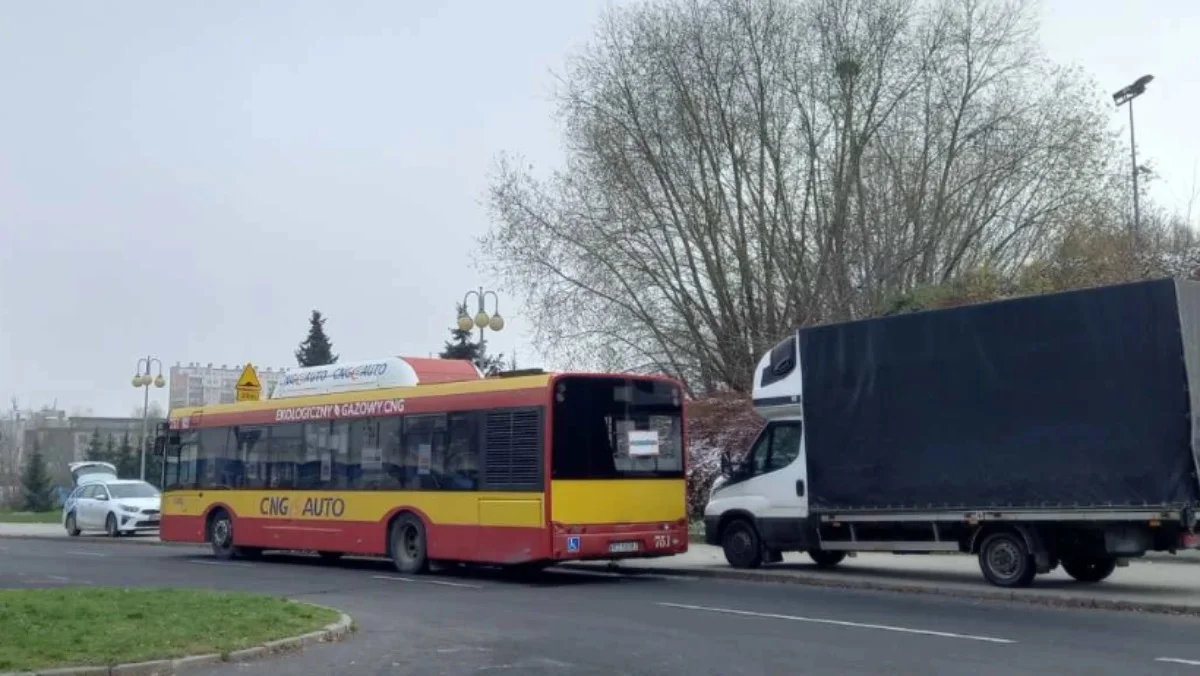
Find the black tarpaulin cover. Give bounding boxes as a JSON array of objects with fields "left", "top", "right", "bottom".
[{"left": 800, "top": 278, "right": 1200, "bottom": 511}]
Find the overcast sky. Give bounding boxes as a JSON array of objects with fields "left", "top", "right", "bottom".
[{"left": 1, "top": 0, "right": 1196, "bottom": 417}]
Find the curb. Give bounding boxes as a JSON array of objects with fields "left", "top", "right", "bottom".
[
  {"left": 0, "top": 534, "right": 197, "bottom": 548},
  {"left": 559, "top": 563, "right": 1200, "bottom": 618},
  {"left": 0, "top": 605, "right": 354, "bottom": 676},
  {"left": 685, "top": 535, "right": 1200, "bottom": 567}
]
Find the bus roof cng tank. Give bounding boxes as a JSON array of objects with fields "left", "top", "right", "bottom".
[
  {"left": 270, "top": 356, "right": 483, "bottom": 399},
  {"left": 763, "top": 277, "right": 1200, "bottom": 512}
]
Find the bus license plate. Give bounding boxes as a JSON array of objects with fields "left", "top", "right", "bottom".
[{"left": 608, "top": 541, "right": 640, "bottom": 554}]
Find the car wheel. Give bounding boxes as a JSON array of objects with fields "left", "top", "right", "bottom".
[
  {"left": 65, "top": 512, "right": 80, "bottom": 537},
  {"left": 105, "top": 513, "right": 119, "bottom": 538}
]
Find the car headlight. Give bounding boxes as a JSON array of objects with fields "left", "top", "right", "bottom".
[{"left": 119, "top": 504, "right": 140, "bottom": 513}]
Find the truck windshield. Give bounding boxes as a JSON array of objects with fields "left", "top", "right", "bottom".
[{"left": 552, "top": 376, "right": 683, "bottom": 479}]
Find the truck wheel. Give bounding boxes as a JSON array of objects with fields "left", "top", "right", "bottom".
[
  {"left": 1062, "top": 556, "right": 1116, "bottom": 583},
  {"left": 809, "top": 550, "right": 847, "bottom": 568},
  {"left": 978, "top": 531, "right": 1036, "bottom": 588},
  {"left": 721, "top": 519, "right": 763, "bottom": 569}
]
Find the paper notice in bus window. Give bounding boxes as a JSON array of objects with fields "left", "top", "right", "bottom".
[
  {"left": 362, "top": 447, "right": 383, "bottom": 471},
  {"left": 417, "top": 443, "right": 432, "bottom": 475},
  {"left": 628, "top": 430, "right": 660, "bottom": 457}
]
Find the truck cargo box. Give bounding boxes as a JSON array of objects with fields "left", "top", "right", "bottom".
[{"left": 800, "top": 277, "right": 1200, "bottom": 511}]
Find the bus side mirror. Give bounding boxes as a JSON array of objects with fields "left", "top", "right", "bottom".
[{"left": 152, "top": 436, "right": 166, "bottom": 456}]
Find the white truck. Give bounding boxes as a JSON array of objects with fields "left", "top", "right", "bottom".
[{"left": 703, "top": 278, "right": 1200, "bottom": 587}]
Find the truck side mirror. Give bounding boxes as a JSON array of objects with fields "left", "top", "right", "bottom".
[{"left": 719, "top": 451, "right": 733, "bottom": 476}]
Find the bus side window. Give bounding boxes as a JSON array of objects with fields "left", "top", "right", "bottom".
[
  {"left": 330, "top": 421, "right": 355, "bottom": 489},
  {"left": 266, "top": 424, "right": 303, "bottom": 489},
  {"left": 445, "top": 412, "right": 479, "bottom": 490},
  {"left": 163, "top": 433, "right": 183, "bottom": 489}
]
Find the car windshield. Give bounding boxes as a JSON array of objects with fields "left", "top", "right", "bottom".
[{"left": 108, "top": 483, "right": 159, "bottom": 499}]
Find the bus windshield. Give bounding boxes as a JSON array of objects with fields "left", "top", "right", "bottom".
[{"left": 552, "top": 376, "right": 683, "bottom": 479}]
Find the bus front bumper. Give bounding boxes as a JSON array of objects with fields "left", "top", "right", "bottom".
[{"left": 551, "top": 521, "right": 688, "bottom": 560}]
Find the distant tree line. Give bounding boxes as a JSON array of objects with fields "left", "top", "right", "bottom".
[{"left": 83, "top": 429, "right": 155, "bottom": 480}]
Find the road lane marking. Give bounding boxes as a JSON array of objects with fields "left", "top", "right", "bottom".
[
  {"left": 46, "top": 575, "right": 71, "bottom": 583},
  {"left": 372, "top": 575, "right": 483, "bottom": 589},
  {"left": 374, "top": 574, "right": 415, "bottom": 582},
  {"left": 1158, "top": 658, "right": 1200, "bottom": 667},
  {"left": 64, "top": 550, "right": 107, "bottom": 558},
  {"left": 188, "top": 559, "right": 255, "bottom": 568},
  {"left": 425, "top": 579, "right": 484, "bottom": 589},
  {"left": 657, "top": 602, "right": 1015, "bottom": 644}
]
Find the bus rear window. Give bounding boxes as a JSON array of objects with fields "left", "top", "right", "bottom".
[{"left": 552, "top": 376, "right": 683, "bottom": 479}]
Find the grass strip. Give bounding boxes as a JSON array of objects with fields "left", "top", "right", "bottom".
[
  {"left": 0, "top": 510, "right": 60, "bottom": 524},
  {"left": 0, "top": 587, "right": 339, "bottom": 671}
]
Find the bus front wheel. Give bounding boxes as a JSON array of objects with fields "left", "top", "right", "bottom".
[
  {"left": 390, "top": 514, "right": 429, "bottom": 574},
  {"left": 209, "top": 510, "right": 236, "bottom": 560}
]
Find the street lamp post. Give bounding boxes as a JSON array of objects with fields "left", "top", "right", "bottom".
[
  {"left": 1112, "top": 74, "right": 1154, "bottom": 242},
  {"left": 457, "top": 287, "right": 505, "bottom": 345},
  {"left": 131, "top": 356, "right": 166, "bottom": 480}
]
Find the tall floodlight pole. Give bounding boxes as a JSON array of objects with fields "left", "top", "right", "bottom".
[{"left": 1112, "top": 74, "right": 1154, "bottom": 243}]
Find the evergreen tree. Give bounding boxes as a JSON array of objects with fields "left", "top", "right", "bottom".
[
  {"left": 439, "top": 302, "right": 507, "bottom": 376},
  {"left": 20, "top": 440, "right": 52, "bottom": 512},
  {"left": 85, "top": 429, "right": 106, "bottom": 463},
  {"left": 295, "top": 309, "right": 338, "bottom": 367},
  {"left": 115, "top": 432, "right": 138, "bottom": 478},
  {"left": 104, "top": 434, "right": 117, "bottom": 464},
  {"left": 441, "top": 302, "right": 484, "bottom": 361}
]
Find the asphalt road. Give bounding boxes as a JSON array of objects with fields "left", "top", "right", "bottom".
[{"left": 4, "top": 538, "right": 1200, "bottom": 675}]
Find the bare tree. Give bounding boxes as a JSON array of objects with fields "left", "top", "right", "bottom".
[{"left": 483, "top": 0, "right": 1124, "bottom": 395}]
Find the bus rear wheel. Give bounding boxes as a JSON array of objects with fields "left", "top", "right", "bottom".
[{"left": 390, "top": 514, "right": 429, "bottom": 574}]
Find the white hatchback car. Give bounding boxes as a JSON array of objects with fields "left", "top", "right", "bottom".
[{"left": 63, "top": 479, "right": 162, "bottom": 537}]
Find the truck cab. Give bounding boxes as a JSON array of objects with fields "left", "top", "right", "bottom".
[{"left": 703, "top": 334, "right": 840, "bottom": 568}]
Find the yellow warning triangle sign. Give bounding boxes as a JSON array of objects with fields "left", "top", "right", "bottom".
[{"left": 236, "top": 363, "right": 261, "bottom": 390}]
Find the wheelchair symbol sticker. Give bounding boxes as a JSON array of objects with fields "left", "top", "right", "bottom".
[{"left": 567, "top": 536, "right": 581, "bottom": 553}]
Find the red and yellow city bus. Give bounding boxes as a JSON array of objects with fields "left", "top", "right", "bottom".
[{"left": 156, "top": 357, "right": 688, "bottom": 572}]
